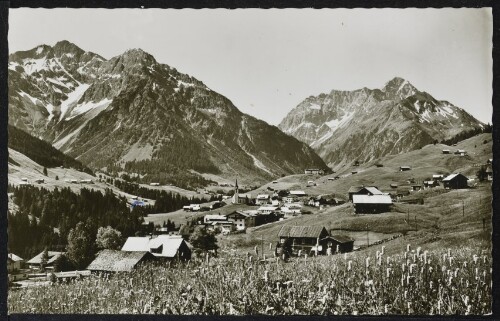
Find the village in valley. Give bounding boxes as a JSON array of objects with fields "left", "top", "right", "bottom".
[{"left": 8, "top": 133, "right": 493, "bottom": 289}]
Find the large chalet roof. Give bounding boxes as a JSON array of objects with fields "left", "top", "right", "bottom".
[
  {"left": 87, "top": 250, "right": 154, "bottom": 272},
  {"left": 122, "top": 235, "right": 189, "bottom": 258},
  {"left": 27, "top": 251, "right": 64, "bottom": 265},
  {"left": 443, "top": 173, "right": 467, "bottom": 182},
  {"left": 278, "top": 225, "right": 327, "bottom": 238},
  {"left": 352, "top": 194, "right": 393, "bottom": 204}
]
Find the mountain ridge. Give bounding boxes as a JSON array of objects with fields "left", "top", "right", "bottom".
[
  {"left": 8, "top": 41, "right": 328, "bottom": 188},
  {"left": 278, "top": 77, "right": 484, "bottom": 169}
]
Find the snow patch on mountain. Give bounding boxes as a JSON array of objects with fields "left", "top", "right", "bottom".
[
  {"left": 325, "top": 111, "right": 354, "bottom": 130},
  {"left": 23, "top": 58, "right": 47, "bottom": 75},
  {"left": 65, "top": 98, "right": 113, "bottom": 120},
  {"left": 59, "top": 84, "right": 90, "bottom": 120}
]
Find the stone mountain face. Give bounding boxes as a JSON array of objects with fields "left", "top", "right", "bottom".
[
  {"left": 9, "top": 41, "right": 327, "bottom": 186},
  {"left": 278, "top": 77, "right": 484, "bottom": 169}
]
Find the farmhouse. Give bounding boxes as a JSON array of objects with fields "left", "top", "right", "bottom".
[
  {"left": 400, "top": 166, "right": 411, "bottom": 171},
  {"left": 87, "top": 250, "right": 156, "bottom": 273},
  {"left": 304, "top": 168, "right": 324, "bottom": 175},
  {"left": 443, "top": 173, "right": 469, "bottom": 189},
  {"left": 352, "top": 194, "right": 392, "bottom": 214},
  {"left": 455, "top": 149, "right": 467, "bottom": 156},
  {"left": 256, "top": 194, "right": 270, "bottom": 205},
  {"left": 7, "top": 253, "right": 24, "bottom": 273},
  {"left": 432, "top": 174, "right": 444, "bottom": 181},
  {"left": 34, "top": 179, "right": 44, "bottom": 184},
  {"left": 348, "top": 186, "right": 384, "bottom": 202},
  {"left": 226, "top": 211, "right": 251, "bottom": 231},
  {"left": 486, "top": 165, "right": 493, "bottom": 181},
  {"left": 27, "top": 251, "right": 64, "bottom": 270},
  {"left": 322, "top": 235, "right": 355, "bottom": 253},
  {"left": 150, "top": 182, "right": 160, "bottom": 186},
  {"left": 442, "top": 149, "right": 451, "bottom": 154},
  {"left": 122, "top": 235, "right": 192, "bottom": 260},
  {"left": 390, "top": 183, "right": 398, "bottom": 189},
  {"left": 278, "top": 225, "right": 330, "bottom": 255}
]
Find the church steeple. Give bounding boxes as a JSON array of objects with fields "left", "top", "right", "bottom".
[{"left": 232, "top": 178, "right": 239, "bottom": 204}]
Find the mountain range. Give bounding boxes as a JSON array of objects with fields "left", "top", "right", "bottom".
[
  {"left": 8, "top": 41, "right": 327, "bottom": 187},
  {"left": 278, "top": 77, "right": 484, "bottom": 168}
]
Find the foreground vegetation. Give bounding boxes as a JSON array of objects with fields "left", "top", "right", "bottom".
[{"left": 9, "top": 244, "right": 491, "bottom": 315}]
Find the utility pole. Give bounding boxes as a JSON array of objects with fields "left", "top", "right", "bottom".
[
  {"left": 462, "top": 201, "right": 465, "bottom": 217},
  {"left": 366, "top": 225, "right": 369, "bottom": 247},
  {"left": 415, "top": 215, "right": 417, "bottom": 231}
]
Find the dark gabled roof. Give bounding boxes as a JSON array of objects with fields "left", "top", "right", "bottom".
[
  {"left": 325, "top": 235, "right": 354, "bottom": 243},
  {"left": 278, "top": 225, "right": 327, "bottom": 238},
  {"left": 87, "top": 250, "right": 154, "bottom": 272},
  {"left": 348, "top": 186, "right": 363, "bottom": 193}
]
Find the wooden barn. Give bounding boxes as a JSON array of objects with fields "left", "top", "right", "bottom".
[
  {"left": 352, "top": 194, "right": 392, "bottom": 214},
  {"left": 278, "top": 226, "right": 329, "bottom": 255},
  {"left": 322, "top": 235, "right": 354, "bottom": 253},
  {"left": 400, "top": 166, "right": 411, "bottom": 171},
  {"left": 87, "top": 250, "right": 156, "bottom": 273},
  {"left": 443, "top": 173, "right": 468, "bottom": 189}
]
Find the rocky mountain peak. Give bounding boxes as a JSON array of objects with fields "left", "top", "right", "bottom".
[
  {"left": 118, "top": 48, "right": 157, "bottom": 66},
  {"left": 382, "top": 77, "right": 418, "bottom": 100}
]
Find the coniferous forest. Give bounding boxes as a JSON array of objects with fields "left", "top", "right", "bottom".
[{"left": 8, "top": 185, "right": 142, "bottom": 259}]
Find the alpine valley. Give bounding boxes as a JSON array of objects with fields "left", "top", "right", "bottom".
[
  {"left": 8, "top": 41, "right": 327, "bottom": 188},
  {"left": 278, "top": 77, "right": 485, "bottom": 169}
]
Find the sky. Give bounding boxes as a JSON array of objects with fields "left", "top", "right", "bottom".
[{"left": 9, "top": 8, "right": 493, "bottom": 125}]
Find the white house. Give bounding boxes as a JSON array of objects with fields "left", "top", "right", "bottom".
[
  {"left": 256, "top": 194, "right": 270, "bottom": 205},
  {"left": 289, "top": 190, "right": 307, "bottom": 197},
  {"left": 257, "top": 206, "right": 279, "bottom": 214}
]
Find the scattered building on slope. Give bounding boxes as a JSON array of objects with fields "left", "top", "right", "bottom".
[
  {"left": 443, "top": 173, "right": 469, "bottom": 189},
  {"left": 352, "top": 194, "right": 392, "bottom": 214}
]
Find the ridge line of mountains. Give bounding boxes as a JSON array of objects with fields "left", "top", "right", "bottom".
[
  {"left": 8, "top": 40, "right": 485, "bottom": 187},
  {"left": 8, "top": 40, "right": 326, "bottom": 188},
  {"left": 278, "top": 77, "right": 485, "bottom": 169}
]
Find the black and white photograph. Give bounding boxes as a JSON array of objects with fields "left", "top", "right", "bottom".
[{"left": 4, "top": 7, "right": 494, "bottom": 316}]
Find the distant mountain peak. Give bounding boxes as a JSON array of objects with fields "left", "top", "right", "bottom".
[
  {"left": 382, "top": 77, "right": 418, "bottom": 100},
  {"left": 279, "top": 77, "right": 484, "bottom": 168}
]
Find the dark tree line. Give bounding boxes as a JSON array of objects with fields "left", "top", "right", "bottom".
[
  {"left": 7, "top": 185, "right": 143, "bottom": 259},
  {"left": 440, "top": 125, "right": 492, "bottom": 146},
  {"left": 8, "top": 125, "right": 93, "bottom": 174}
]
